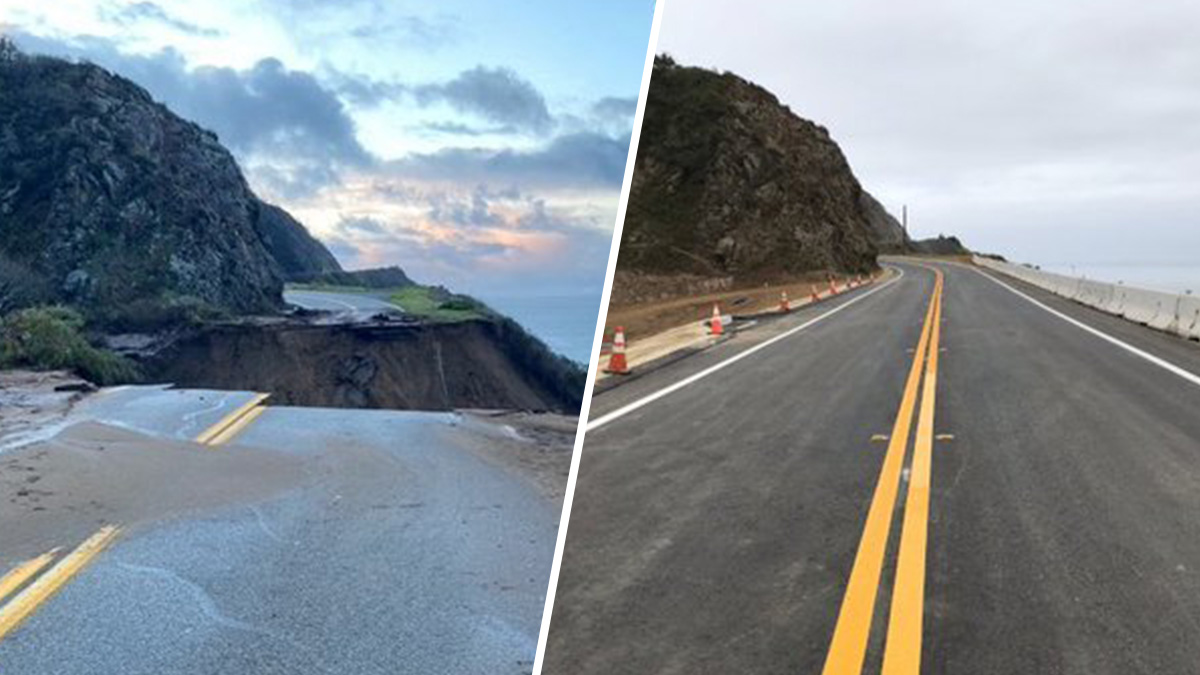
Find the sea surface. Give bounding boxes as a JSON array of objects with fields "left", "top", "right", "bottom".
[
  {"left": 474, "top": 291, "right": 604, "bottom": 364},
  {"left": 1039, "top": 262, "right": 1200, "bottom": 296}
]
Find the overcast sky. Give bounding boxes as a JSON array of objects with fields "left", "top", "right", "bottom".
[
  {"left": 2, "top": 0, "right": 654, "bottom": 297},
  {"left": 657, "top": 0, "right": 1200, "bottom": 275}
]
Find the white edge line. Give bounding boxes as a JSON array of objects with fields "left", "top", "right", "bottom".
[
  {"left": 973, "top": 266, "right": 1200, "bottom": 388},
  {"left": 530, "top": 2, "right": 668, "bottom": 672},
  {"left": 587, "top": 268, "right": 903, "bottom": 432}
]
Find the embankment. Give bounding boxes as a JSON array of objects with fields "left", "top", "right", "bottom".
[{"left": 141, "top": 318, "right": 585, "bottom": 413}]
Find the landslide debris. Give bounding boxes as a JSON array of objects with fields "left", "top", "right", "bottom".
[{"left": 140, "top": 316, "right": 586, "bottom": 414}]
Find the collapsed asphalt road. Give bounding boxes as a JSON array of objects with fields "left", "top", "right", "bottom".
[
  {"left": 541, "top": 260, "right": 1200, "bottom": 675},
  {"left": 0, "top": 386, "right": 570, "bottom": 674}
]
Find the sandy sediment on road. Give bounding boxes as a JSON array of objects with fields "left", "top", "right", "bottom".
[{"left": 1, "top": 421, "right": 306, "bottom": 564}]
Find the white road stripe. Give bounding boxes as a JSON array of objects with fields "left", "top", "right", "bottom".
[
  {"left": 587, "top": 268, "right": 906, "bottom": 432},
  {"left": 974, "top": 267, "right": 1200, "bottom": 389}
]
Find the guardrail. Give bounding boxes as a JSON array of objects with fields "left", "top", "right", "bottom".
[{"left": 973, "top": 256, "right": 1200, "bottom": 340}]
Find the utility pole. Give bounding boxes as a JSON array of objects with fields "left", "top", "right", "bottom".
[{"left": 902, "top": 205, "right": 908, "bottom": 240}]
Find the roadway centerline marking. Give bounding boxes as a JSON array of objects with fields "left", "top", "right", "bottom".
[
  {"left": 972, "top": 267, "right": 1200, "bottom": 390},
  {"left": 206, "top": 404, "right": 267, "bottom": 446},
  {"left": 821, "top": 269, "right": 941, "bottom": 675},
  {"left": 195, "top": 393, "right": 269, "bottom": 446},
  {"left": 0, "top": 525, "right": 122, "bottom": 641},
  {"left": 882, "top": 269, "right": 944, "bottom": 675},
  {"left": 587, "top": 268, "right": 905, "bottom": 432},
  {"left": 0, "top": 549, "right": 60, "bottom": 604}
]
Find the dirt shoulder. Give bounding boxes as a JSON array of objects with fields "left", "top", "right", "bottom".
[
  {"left": 458, "top": 411, "right": 578, "bottom": 502},
  {"left": 607, "top": 271, "right": 874, "bottom": 342},
  {"left": 605, "top": 270, "right": 883, "bottom": 342}
]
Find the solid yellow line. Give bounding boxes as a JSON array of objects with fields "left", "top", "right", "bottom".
[
  {"left": 0, "top": 549, "right": 60, "bottom": 604},
  {"left": 207, "top": 404, "right": 267, "bottom": 446},
  {"left": 195, "top": 393, "right": 269, "bottom": 445},
  {"left": 821, "top": 273, "right": 941, "bottom": 675},
  {"left": 881, "top": 269, "right": 944, "bottom": 675},
  {"left": 0, "top": 525, "right": 122, "bottom": 641}
]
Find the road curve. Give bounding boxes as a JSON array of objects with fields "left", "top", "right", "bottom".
[
  {"left": 541, "top": 260, "right": 1200, "bottom": 675},
  {"left": 284, "top": 289, "right": 403, "bottom": 314}
]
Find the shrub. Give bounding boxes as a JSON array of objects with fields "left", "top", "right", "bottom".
[
  {"left": 88, "top": 294, "right": 231, "bottom": 332},
  {"left": 438, "top": 296, "right": 481, "bottom": 312},
  {"left": 0, "top": 306, "right": 140, "bottom": 384}
]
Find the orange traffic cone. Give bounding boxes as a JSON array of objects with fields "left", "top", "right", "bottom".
[
  {"left": 605, "top": 326, "right": 630, "bottom": 374},
  {"left": 710, "top": 304, "right": 724, "bottom": 335},
  {"left": 810, "top": 284, "right": 820, "bottom": 302},
  {"left": 780, "top": 290, "right": 790, "bottom": 312},
  {"left": 829, "top": 278, "right": 838, "bottom": 295}
]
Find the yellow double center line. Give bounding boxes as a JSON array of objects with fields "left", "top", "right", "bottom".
[
  {"left": 822, "top": 267, "right": 943, "bottom": 675},
  {"left": 195, "top": 393, "right": 270, "bottom": 446},
  {"left": 0, "top": 525, "right": 123, "bottom": 641},
  {"left": 0, "top": 392, "right": 269, "bottom": 642}
]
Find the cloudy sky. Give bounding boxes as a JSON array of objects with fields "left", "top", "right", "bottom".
[
  {"left": 658, "top": 0, "right": 1200, "bottom": 280},
  {"left": 2, "top": 0, "right": 654, "bottom": 298}
]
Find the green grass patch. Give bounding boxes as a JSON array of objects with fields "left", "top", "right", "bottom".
[{"left": 389, "top": 286, "right": 489, "bottom": 323}]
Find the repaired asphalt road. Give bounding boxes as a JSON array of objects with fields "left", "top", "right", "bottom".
[
  {"left": 0, "top": 390, "right": 559, "bottom": 674},
  {"left": 542, "top": 260, "right": 1200, "bottom": 674}
]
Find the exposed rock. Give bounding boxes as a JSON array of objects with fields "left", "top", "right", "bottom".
[
  {"left": 295, "top": 266, "right": 416, "bottom": 289},
  {"left": 255, "top": 202, "right": 343, "bottom": 281},
  {"left": 859, "top": 192, "right": 910, "bottom": 253},
  {"left": 619, "top": 56, "right": 882, "bottom": 285},
  {"left": 910, "top": 235, "right": 969, "bottom": 256},
  {"left": 0, "top": 49, "right": 285, "bottom": 315}
]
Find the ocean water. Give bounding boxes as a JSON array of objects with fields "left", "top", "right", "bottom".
[
  {"left": 474, "top": 291, "right": 604, "bottom": 364},
  {"left": 1040, "top": 262, "right": 1200, "bottom": 296}
]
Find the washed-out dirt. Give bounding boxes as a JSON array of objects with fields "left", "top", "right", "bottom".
[{"left": 140, "top": 318, "right": 582, "bottom": 414}]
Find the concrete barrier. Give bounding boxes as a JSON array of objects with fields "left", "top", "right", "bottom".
[{"left": 973, "top": 256, "right": 1200, "bottom": 340}]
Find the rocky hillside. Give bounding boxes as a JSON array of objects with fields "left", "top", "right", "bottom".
[
  {"left": 859, "top": 192, "right": 910, "bottom": 253},
  {"left": 911, "top": 235, "right": 969, "bottom": 256},
  {"left": 620, "top": 56, "right": 884, "bottom": 284},
  {"left": 256, "top": 203, "right": 343, "bottom": 282},
  {"left": 0, "top": 43, "right": 345, "bottom": 321}
]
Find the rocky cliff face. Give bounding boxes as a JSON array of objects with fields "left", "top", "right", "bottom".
[
  {"left": 620, "top": 56, "right": 883, "bottom": 283},
  {"left": 0, "top": 46, "right": 344, "bottom": 319},
  {"left": 255, "top": 203, "right": 343, "bottom": 282},
  {"left": 859, "top": 192, "right": 910, "bottom": 253}
]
